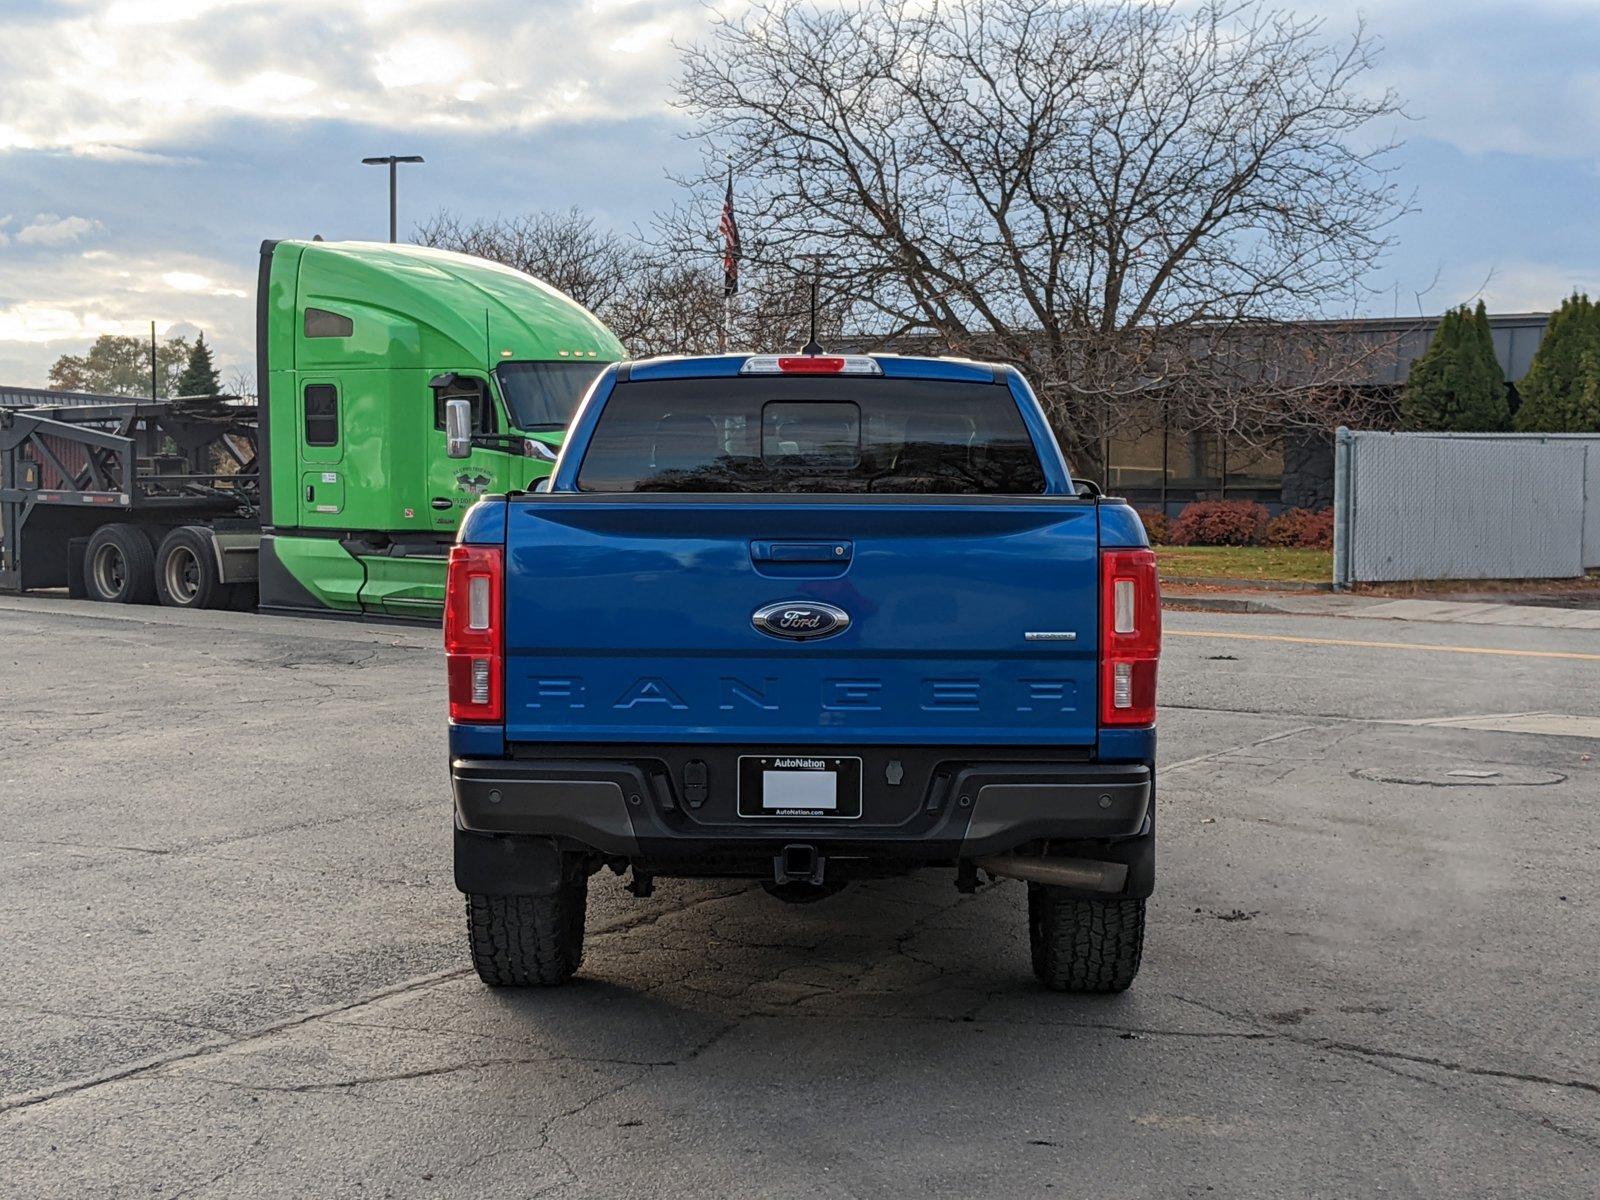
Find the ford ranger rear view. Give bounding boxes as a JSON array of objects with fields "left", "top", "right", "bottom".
[{"left": 445, "top": 352, "right": 1160, "bottom": 993}]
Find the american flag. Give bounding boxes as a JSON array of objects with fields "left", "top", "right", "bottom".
[{"left": 719, "top": 173, "right": 740, "bottom": 298}]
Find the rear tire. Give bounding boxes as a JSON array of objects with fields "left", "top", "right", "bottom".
[
  {"left": 1028, "top": 887, "right": 1145, "bottom": 993},
  {"left": 155, "top": 526, "right": 225, "bottom": 609},
  {"left": 466, "top": 876, "right": 588, "bottom": 987},
  {"left": 84, "top": 524, "right": 157, "bottom": 604}
]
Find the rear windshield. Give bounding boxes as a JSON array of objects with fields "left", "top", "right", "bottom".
[{"left": 575, "top": 377, "right": 1047, "bottom": 494}]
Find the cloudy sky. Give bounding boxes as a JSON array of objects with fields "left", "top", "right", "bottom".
[{"left": 1, "top": 0, "right": 1598, "bottom": 388}]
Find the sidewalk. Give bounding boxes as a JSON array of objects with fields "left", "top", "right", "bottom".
[{"left": 1165, "top": 587, "right": 1600, "bottom": 630}]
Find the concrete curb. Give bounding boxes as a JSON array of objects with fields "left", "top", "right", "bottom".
[
  {"left": 1164, "top": 596, "right": 1296, "bottom": 615},
  {"left": 1164, "top": 590, "right": 1600, "bottom": 630},
  {"left": 1161, "top": 575, "right": 1331, "bottom": 592}
]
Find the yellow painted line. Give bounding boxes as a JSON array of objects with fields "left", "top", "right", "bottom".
[{"left": 1169, "top": 630, "right": 1600, "bottom": 663}]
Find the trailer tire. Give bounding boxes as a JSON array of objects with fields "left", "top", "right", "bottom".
[
  {"left": 155, "top": 526, "right": 226, "bottom": 609},
  {"left": 84, "top": 524, "right": 157, "bottom": 605},
  {"left": 1028, "top": 887, "right": 1145, "bottom": 993},
  {"left": 465, "top": 877, "right": 588, "bottom": 988}
]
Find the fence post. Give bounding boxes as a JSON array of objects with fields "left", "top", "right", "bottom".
[{"left": 1332, "top": 426, "right": 1353, "bottom": 590}]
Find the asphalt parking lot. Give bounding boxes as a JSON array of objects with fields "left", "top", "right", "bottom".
[{"left": 1, "top": 594, "right": 1596, "bottom": 1198}]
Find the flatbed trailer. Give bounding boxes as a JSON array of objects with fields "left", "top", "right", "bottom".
[{"left": 0, "top": 397, "right": 262, "bottom": 607}]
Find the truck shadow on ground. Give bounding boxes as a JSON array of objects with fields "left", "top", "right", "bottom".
[{"left": 471, "top": 873, "right": 1150, "bottom": 1058}]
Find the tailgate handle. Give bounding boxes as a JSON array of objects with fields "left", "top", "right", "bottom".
[{"left": 750, "top": 540, "right": 852, "bottom": 564}]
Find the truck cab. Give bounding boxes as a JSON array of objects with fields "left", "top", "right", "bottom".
[
  {"left": 445, "top": 351, "right": 1161, "bottom": 994},
  {"left": 258, "top": 240, "right": 623, "bottom": 620}
]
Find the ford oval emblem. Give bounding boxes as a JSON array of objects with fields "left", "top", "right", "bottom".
[{"left": 752, "top": 600, "right": 851, "bottom": 641}]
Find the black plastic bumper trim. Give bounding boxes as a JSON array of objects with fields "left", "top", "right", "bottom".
[
  {"left": 453, "top": 759, "right": 644, "bottom": 855},
  {"left": 451, "top": 756, "right": 1150, "bottom": 863}
]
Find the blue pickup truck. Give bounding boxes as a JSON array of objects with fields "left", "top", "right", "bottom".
[{"left": 444, "top": 352, "right": 1160, "bottom": 992}]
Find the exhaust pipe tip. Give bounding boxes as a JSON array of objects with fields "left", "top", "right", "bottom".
[{"left": 974, "top": 853, "right": 1128, "bottom": 894}]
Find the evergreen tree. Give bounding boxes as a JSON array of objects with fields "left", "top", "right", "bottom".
[
  {"left": 1572, "top": 350, "right": 1600, "bottom": 433},
  {"left": 1399, "top": 309, "right": 1455, "bottom": 429},
  {"left": 1400, "top": 304, "right": 1507, "bottom": 431},
  {"left": 1515, "top": 293, "right": 1600, "bottom": 432},
  {"left": 175, "top": 332, "right": 222, "bottom": 397},
  {"left": 1461, "top": 300, "right": 1509, "bottom": 430}
]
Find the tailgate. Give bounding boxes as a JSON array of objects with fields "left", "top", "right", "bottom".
[{"left": 503, "top": 497, "right": 1099, "bottom": 745}]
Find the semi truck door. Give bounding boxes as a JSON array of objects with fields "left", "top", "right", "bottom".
[
  {"left": 357, "top": 374, "right": 508, "bottom": 620},
  {"left": 298, "top": 381, "right": 346, "bottom": 523},
  {"left": 422, "top": 375, "right": 505, "bottom": 535}
]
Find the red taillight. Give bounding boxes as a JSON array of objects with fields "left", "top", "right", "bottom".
[
  {"left": 776, "top": 356, "right": 846, "bottom": 373},
  {"left": 740, "top": 354, "right": 883, "bottom": 376},
  {"left": 444, "top": 544, "right": 504, "bottom": 723},
  {"left": 1100, "top": 548, "right": 1161, "bottom": 726}
]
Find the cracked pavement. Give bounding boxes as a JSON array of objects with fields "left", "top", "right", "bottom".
[{"left": 1, "top": 594, "right": 1597, "bottom": 1197}]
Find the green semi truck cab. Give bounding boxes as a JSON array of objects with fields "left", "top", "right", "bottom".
[
  {"left": 0, "top": 239, "right": 621, "bottom": 620},
  {"left": 258, "top": 239, "right": 622, "bottom": 619}
]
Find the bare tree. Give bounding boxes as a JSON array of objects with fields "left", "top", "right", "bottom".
[
  {"left": 415, "top": 208, "right": 638, "bottom": 318},
  {"left": 415, "top": 208, "right": 849, "bottom": 360},
  {"left": 673, "top": 0, "right": 1411, "bottom": 461},
  {"left": 224, "top": 367, "right": 257, "bottom": 404}
]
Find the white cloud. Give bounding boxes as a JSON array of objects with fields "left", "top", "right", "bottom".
[
  {"left": 373, "top": 35, "right": 472, "bottom": 90},
  {"left": 1476, "top": 261, "right": 1600, "bottom": 312},
  {"left": 1303, "top": 0, "right": 1600, "bottom": 162},
  {"left": 0, "top": 249, "right": 254, "bottom": 382},
  {"left": 0, "top": 304, "right": 148, "bottom": 344},
  {"left": 161, "top": 270, "right": 247, "bottom": 297},
  {"left": 0, "top": 0, "right": 702, "bottom": 155},
  {"left": 14, "top": 214, "right": 105, "bottom": 246}
]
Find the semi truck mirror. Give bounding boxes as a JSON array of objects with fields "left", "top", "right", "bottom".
[{"left": 445, "top": 398, "right": 473, "bottom": 459}]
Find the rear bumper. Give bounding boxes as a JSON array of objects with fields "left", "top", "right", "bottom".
[{"left": 452, "top": 747, "right": 1153, "bottom": 890}]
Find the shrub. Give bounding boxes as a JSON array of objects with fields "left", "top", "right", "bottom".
[
  {"left": 1136, "top": 507, "right": 1170, "bottom": 544},
  {"left": 1169, "top": 500, "right": 1269, "bottom": 547},
  {"left": 1266, "top": 506, "right": 1335, "bottom": 550}
]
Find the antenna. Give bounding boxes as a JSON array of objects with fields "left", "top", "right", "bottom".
[{"left": 801, "top": 268, "right": 823, "bottom": 356}]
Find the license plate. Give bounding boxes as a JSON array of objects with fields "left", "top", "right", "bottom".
[{"left": 737, "top": 756, "right": 863, "bottom": 819}]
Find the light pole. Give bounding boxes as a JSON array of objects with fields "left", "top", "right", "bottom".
[{"left": 361, "top": 154, "right": 425, "bottom": 242}]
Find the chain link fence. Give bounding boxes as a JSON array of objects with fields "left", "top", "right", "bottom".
[{"left": 1332, "top": 429, "right": 1600, "bottom": 587}]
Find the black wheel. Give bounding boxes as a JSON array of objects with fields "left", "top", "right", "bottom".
[
  {"left": 466, "top": 876, "right": 588, "bottom": 987},
  {"left": 1028, "top": 887, "right": 1145, "bottom": 993},
  {"left": 84, "top": 524, "right": 157, "bottom": 604},
  {"left": 155, "top": 526, "right": 225, "bottom": 609}
]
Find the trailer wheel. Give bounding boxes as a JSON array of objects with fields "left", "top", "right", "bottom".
[
  {"left": 84, "top": 524, "right": 157, "bottom": 605},
  {"left": 155, "top": 526, "right": 227, "bottom": 609}
]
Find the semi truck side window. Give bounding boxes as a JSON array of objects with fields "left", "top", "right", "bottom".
[
  {"left": 433, "top": 379, "right": 495, "bottom": 434},
  {"left": 304, "top": 308, "right": 353, "bottom": 338},
  {"left": 304, "top": 384, "right": 339, "bottom": 447}
]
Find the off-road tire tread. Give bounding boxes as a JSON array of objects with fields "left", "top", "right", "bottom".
[
  {"left": 1028, "top": 888, "right": 1145, "bottom": 993},
  {"left": 466, "top": 881, "right": 587, "bottom": 987}
]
